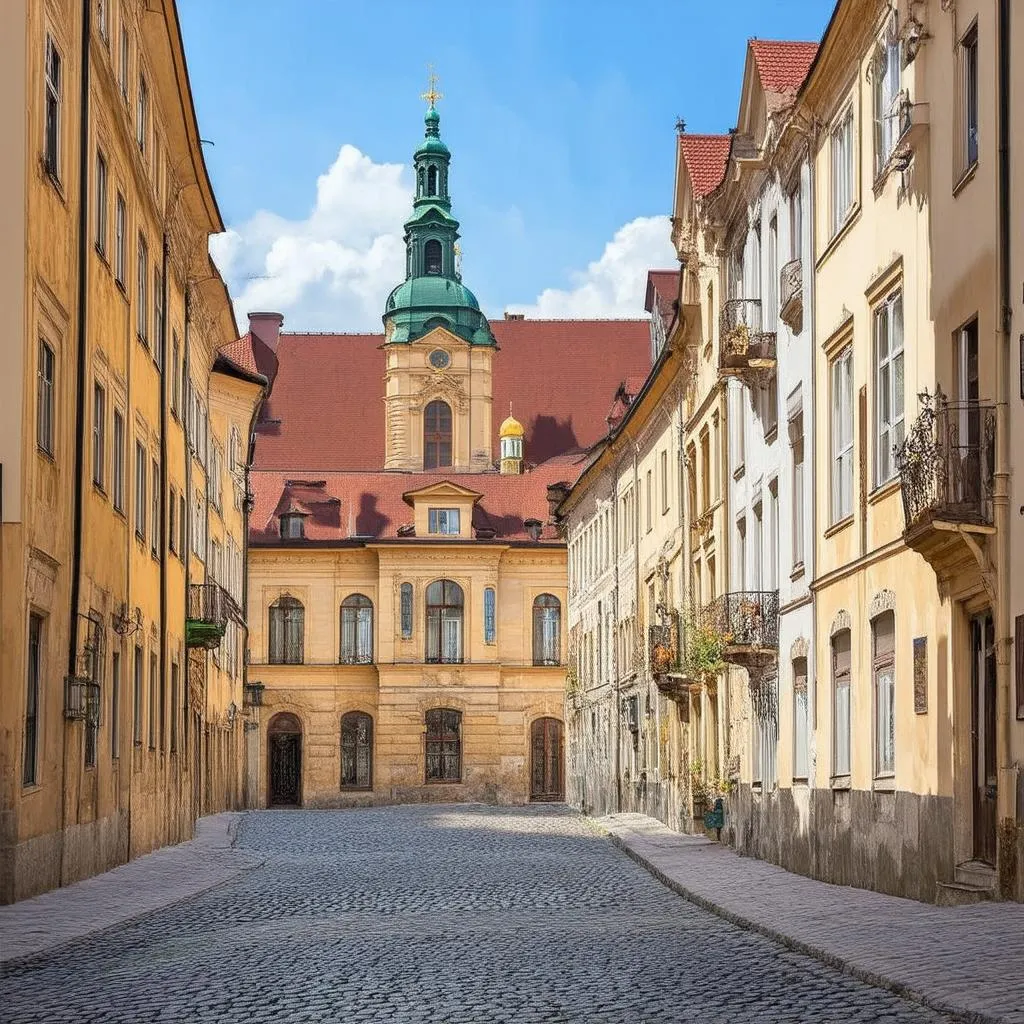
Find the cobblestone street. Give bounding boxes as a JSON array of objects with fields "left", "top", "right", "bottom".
[{"left": 0, "top": 806, "right": 960, "bottom": 1023}]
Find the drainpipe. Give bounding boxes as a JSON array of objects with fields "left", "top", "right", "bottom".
[
  {"left": 62, "top": 0, "right": 92, "bottom": 888},
  {"left": 995, "top": 0, "right": 1015, "bottom": 844},
  {"left": 806, "top": 142, "right": 819, "bottom": 779},
  {"left": 159, "top": 236, "right": 168, "bottom": 768},
  {"left": 183, "top": 287, "right": 193, "bottom": 804},
  {"left": 611, "top": 460, "right": 621, "bottom": 814}
]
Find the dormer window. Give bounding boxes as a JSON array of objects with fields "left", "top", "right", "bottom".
[
  {"left": 425, "top": 239, "right": 442, "bottom": 275},
  {"left": 428, "top": 508, "right": 460, "bottom": 535},
  {"left": 280, "top": 513, "right": 305, "bottom": 540}
]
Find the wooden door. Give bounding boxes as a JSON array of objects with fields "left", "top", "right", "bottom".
[
  {"left": 971, "top": 614, "right": 997, "bottom": 864},
  {"left": 268, "top": 713, "right": 302, "bottom": 807},
  {"left": 530, "top": 717, "right": 564, "bottom": 801}
]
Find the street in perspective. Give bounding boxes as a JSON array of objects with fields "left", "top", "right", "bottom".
[{"left": 2, "top": 1, "right": 1024, "bottom": 1022}]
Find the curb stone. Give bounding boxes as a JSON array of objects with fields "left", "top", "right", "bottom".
[{"left": 605, "top": 830, "right": 989, "bottom": 1024}]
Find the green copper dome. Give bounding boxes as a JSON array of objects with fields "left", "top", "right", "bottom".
[{"left": 382, "top": 102, "right": 496, "bottom": 348}]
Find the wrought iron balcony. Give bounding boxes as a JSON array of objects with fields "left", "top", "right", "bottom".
[
  {"left": 703, "top": 591, "right": 779, "bottom": 671},
  {"left": 719, "top": 299, "right": 777, "bottom": 384},
  {"left": 895, "top": 391, "right": 996, "bottom": 576},
  {"left": 779, "top": 259, "right": 803, "bottom": 333},
  {"left": 186, "top": 582, "right": 241, "bottom": 650}
]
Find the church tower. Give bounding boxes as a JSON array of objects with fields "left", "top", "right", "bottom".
[{"left": 382, "top": 75, "right": 496, "bottom": 472}]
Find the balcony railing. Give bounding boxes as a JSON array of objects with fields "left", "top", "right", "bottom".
[
  {"left": 704, "top": 591, "right": 779, "bottom": 659},
  {"left": 895, "top": 391, "right": 995, "bottom": 533},
  {"left": 648, "top": 613, "right": 680, "bottom": 674},
  {"left": 779, "top": 259, "right": 803, "bottom": 333},
  {"left": 719, "top": 299, "right": 777, "bottom": 381},
  {"left": 186, "top": 582, "right": 241, "bottom": 650}
]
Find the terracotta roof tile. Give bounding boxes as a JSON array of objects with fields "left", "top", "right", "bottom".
[
  {"left": 748, "top": 39, "right": 819, "bottom": 95},
  {"left": 252, "top": 319, "right": 651, "bottom": 473},
  {"left": 645, "top": 270, "right": 679, "bottom": 334},
  {"left": 679, "top": 135, "right": 731, "bottom": 198}
]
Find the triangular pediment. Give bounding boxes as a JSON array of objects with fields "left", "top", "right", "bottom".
[
  {"left": 405, "top": 204, "right": 458, "bottom": 229},
  {"left": 402, "top": 480, "right": 483, "bottom": 506},
  {"left": 415, "top": 324, "right": 467, "bottom": 349}
]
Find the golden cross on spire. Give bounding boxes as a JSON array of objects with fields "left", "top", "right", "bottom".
[{"left": 421, "top": 64, "right": 443, "bottom": 108}]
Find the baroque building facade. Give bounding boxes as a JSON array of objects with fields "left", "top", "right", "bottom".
[
  {"left": 245, "top": 101, "right": 651, "bottom": 808},
  {"left": 0, "top": 0, "right": 264, "bottom": 903}
]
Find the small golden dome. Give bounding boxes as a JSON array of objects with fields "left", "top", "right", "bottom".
[{"left": 499, "top": 414, "right": 525, "bottom": 438}]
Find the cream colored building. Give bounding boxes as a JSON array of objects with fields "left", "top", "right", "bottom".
[{"left": 0, "top": 0, "right": 262, "bottom": 903}]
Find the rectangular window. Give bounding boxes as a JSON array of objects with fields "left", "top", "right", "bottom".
[
  {"left": 765, "top": 215, "right": 778, "bottom": 332},
  {"left": 179, "top": 492, "right": 186, "bottom": 556},
  {"left": 97, "top": 0, "right": 109, "bottom": 42},
  {"left": 832, "top": 629, "right": 852, "bottom": 776},
  {"left": 751, "top": 502, "right": 763, "bottom": 591},
  {"left": 137, "top": 76, "right": 148, "bottom": 154},
  {"left": 158, "top": 649, "right": 166, "bottom": 750},
  {"left": 789, "top": 187, "right": 802, "bottom": 262},
  {"left": 791, "top": 416, "right": 805, "bottom": 567},
  {"left": 119, "top": 26, "right": 129, "bottom": 102},
  {"left": 830, "top": 108, "right": 854, "bottom": 237},
  {"left": 699, "top": 431, "right": 710, "bottom": 511},
  {"left": 112, "top": 409, "right": 125, "bottom": 511},
  {"left": 151, "top": 458, "right": 159, "bottom": 556},
  {"left": 133, "top": 645, "right": 143, "bottom": 744},
  {"left": 793, "top": 657, "right": 809, "bottom": 780},
  {"left": 831, "top": 346, "right": 854, "bottom": 522},
  {"left": 153, "top": 267, "right": 163, "bottom": 368},
  {"left": 960, "top": 25, "right": 979, "bottom": 174},
  {"left": 645, "top": 470, "right": 652, "bottom": 532},
  {"left": 148, "top": 652, "right": 157, "bottom": 749},
  {"left": 874, "top": 30, "right": 902, "bottom": 174},
  {"left": 137, "top": 235, "right": 148, "bottom": 343},
  {"left": 170, "top": 663, "right": 179, "bottom": 753},
  {"left": 135, "top": 441, "right": 146, "bottom": 540},
  {"left": 874, "top": 291, "right": 904, "bottom": 486},
  {"left": 169, "top": 486, "right": 177, "bottom": 554},
  {"left": 736, "top": 517, "right": 747, "bottom": 589},
  {"left": 763, "top": 381, "right": 778, "bottom": 437},
  {"left": 729, "top": 384, "right": 745, "bottom": 471},
  {"left": 95, "top": 150, "right": 108, "bottom": 254},
  {"left": 660, "top": 450, "right": 669, "bottom": 513},
  {"left": 44, "top": 35, "right": 61, "bottom": 179},
  {"left": 484, "top": 586, "right": 496, "bottom": 644},
  {"left": 37, "top": 340, "right": 55, "bottom": 455},
  {"left": 427, "top": 508, "right": 460, "bottom": 535},
  {"left": 24, "top": 614, "right": 43, "bottom": 785},
  {"left": 767, "top": 480, "right": 779, "bottom": 591},
  {"left": 171, "top": 333, "right": 181, "bottom": 415},
  {"left": 92, "top": 380, "right": 106, "bottom": 489},
  {"left": 400, "top": 582, "right": 413, "bottom": 639},
  {"left": 115, "top": 193, "right": 126, "bottom": 284},
  {"left": 873, "top": 611, "right": 896, "bottom": 777},
  {"left": 111, "top": 650, "right": 120, "bottom": 758}
]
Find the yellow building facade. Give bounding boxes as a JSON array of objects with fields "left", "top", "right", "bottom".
[{"left": 0, "top": 0, "right": 262, "bottom": 902}]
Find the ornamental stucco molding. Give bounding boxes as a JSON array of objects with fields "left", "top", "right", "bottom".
[
  {"left": 830, "top": 609, "right": 851, "bottom": 637},
  {"left": 869, "top": 589, "right": 896, "bottom": 619},
  {"left": 790, "top": 636, "right": 809, "bottom": 661}
]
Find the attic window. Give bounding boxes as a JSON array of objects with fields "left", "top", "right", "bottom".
[
  {"left": 425, "top": 239, "right": 442, "bottom": 275},
  {"left": 280, "top": 514, "right": 305, "bottom": 540},
  {"left": 428, "top": 508, "right": 460, "bottom": 535}
]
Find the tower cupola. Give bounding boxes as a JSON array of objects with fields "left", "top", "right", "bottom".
[{"left": 499, "top": 407, "right": 525, "bottom": 475}]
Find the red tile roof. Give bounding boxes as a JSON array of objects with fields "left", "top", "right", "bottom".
[
  {"left": 217, "top": 332, "right": 279, "bottom": 387},
  {"left": 679, "top": 135, "right": 731, "bottom": 199},
  {"left": 748, "top": 39, "right": 819, "bottom": 96},
  {"left": 250, "top": 460, "right": 585, "bottom": 544},
  {"left": 645, "top": 270, "right": 679, "bottom": 334},
  {"left": 252, "top": 319, "right": 652, "bottom": 473}
]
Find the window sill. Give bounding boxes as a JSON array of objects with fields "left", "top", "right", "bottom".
[
  {"left": 36, "top": 446, "right": 55, "bottom": 463},
  {"left": 41, "top": 161, "right": 65, "bottom": 202},
  {"left": 867, "top": 476, "right": 901, "bottom": 505},
  {"left": 830, "top": 774, "right": 851, "bottom": 791},
  {"left": 137, "top": 334, "right": 149, "bottom": 351},
  {"left": 790, "top": 561, "right": 805, "bottom": 581},
  {"left": 873, "top": 775, "right": 896, "bottom": 792},
  {"left": 953, "top": 161, "right": 978, "bottom": 197},
  {"left": 425, "top": 779, "right": 463, "bottom": 786},
  {"left": 817, "top": 203, "right": 862, "bottom": 269},
  {"left": 824, "top": 514, "right": 854, "bottom": 539},
  {"left": 341, "top": 786, "right": 372, "bottom": 793}
]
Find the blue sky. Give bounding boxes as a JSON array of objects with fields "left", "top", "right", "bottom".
[{"left": 179, "top": 0, "right": 831, "bottom": 331}]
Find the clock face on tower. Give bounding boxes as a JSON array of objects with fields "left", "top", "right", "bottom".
[{"left": 429, "top": 349, "right": 450, "bottom": 370}]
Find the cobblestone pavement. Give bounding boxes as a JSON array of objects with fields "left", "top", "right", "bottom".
[{"left": 0, "top": 806, "right": 962, "bottom": 1024}]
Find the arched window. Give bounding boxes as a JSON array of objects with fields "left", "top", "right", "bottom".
[
  {"left": 340, "top": 711, "right": 373, "bottom": 789},
  {"left": 533, "top": 594, "right": 561, "bottom": 666},
  {"left": 425, "top": 707, "right": 461, "bottom": 782},
  {"left": 424, "top": 239, "right": 442, "bottom": 275},
  {"left": 483, "top": 587, "right": 496, "bottom": 644},
  {"left": 426, "top": 579, "right": 463, "bottom": 663},
  {"left": 269, "top": 596, "right": 304, "bottom": 664},
  {"left": 427, "top": 165, "right": 438, "bottom": 196},
  {"left": 417, "top": 166, "right": 425, "bottom": 195},
  {"left": 340, "top": 594, "right": 373, "bottom": 664},
  {"left": 400, "top": 582, "right": 413, "bottom": 639},
  {"left": 423, "top": 399, "right": 452, "bottom": 469}
]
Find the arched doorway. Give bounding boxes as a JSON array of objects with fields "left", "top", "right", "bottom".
[
  {"left": 268, "top": 712, "right": 302, "bottom": 806},
  {"left": 530, "top": 717, "right": 564, "bottom": 801}
]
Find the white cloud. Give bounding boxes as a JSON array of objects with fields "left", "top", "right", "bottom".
[
  {"left": 507, "top": 215, "right": 676, "bottom": 318},
  {"left": 210, "top": 144, "right": 411, "bottom": 333}
]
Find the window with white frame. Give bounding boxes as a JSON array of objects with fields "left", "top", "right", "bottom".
[
  {"left": 37, "top": 339, "right": 55, "bottom": 456},
  {"left": 150, "top": 458, "right": 159, "bottom": 556},
  {"left": 874, "top": 25, "right": 902, "bottom": 174},
  {"left": 736, "top": 516, "right": 747, "bottom": 590},
  {"left": 751, "top": 501, "right": 763, "bottom": 591},
  {"left": 830, "top": 108, "right": 854, "bottom": 237},
  {"left": 134, "top": 441, "right": 146, "bottom": 540},
  {"left": 95, "top": 150, "right": 108, "bottom": 254},
  {"left": 831, "top": 346, "right": 854, "bottom": 522},
  {"left": 92, "top": 380, "right": 105, "bottom": 489},
  {"left": 112, "top": 409, "right": 125, "bottom": 512},
  {"left": 874, "top": 291, "right": 904, "bottom": 485},
  {"left": 44, "top": 35, "right": 62, "bottom": 180},
  {"left": 793, "top": 657, "right": 809, "bottom": 780},
  {"left": 115, "top": 193, "right": 126, "bottom": 284},
  {"left": 873, "top": 611, "right": 896, "bottom": 777},
  {"left": 119, "top": 26, "right": 129, "bottom": 102},
  {"left": 767, "top": 480, "right": 779, "bottom": 591},
  {"left": 832, "top": 628, "right": 852, "bottom": 776},
  {"left": 428, "top": 508, "right": 460, "bottom": 535},
  {"left": 137, "top": 75, "right": 148, "bottom": 154},
  {"left": 959, "top": 24, "right": 979, "bottom": 176},
  {"left": 137, "top": 235, "right": 148, "bottom": 343},
  {"left": 790, "top": 415, "right": 805, "bottom": 568}
]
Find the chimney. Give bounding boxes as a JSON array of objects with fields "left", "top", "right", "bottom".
[
  {"left": 503, "top": 311, "right": 525, "bottom": 321},
  {"left": 248, "top": 311, "right": 284, "bottom": 352}
]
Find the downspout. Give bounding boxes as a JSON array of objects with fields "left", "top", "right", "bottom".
[
  {"left": 63, "top": 0, "right": 92, "bottom": 888},
  {"left": 159, "top": 237, "right": 168, "bottom": 769},
  {"left": 183, "top": 287, "right": 193, "bottom": 801},
  {"left": 995, "top": 0, "right": 1015, "bottom": 845},
  {"left": 611, "top": 458, "right": 621, "bottom": 813},
  {"left": 806, "top": 141, "right": 820, "bottom": 784}
]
